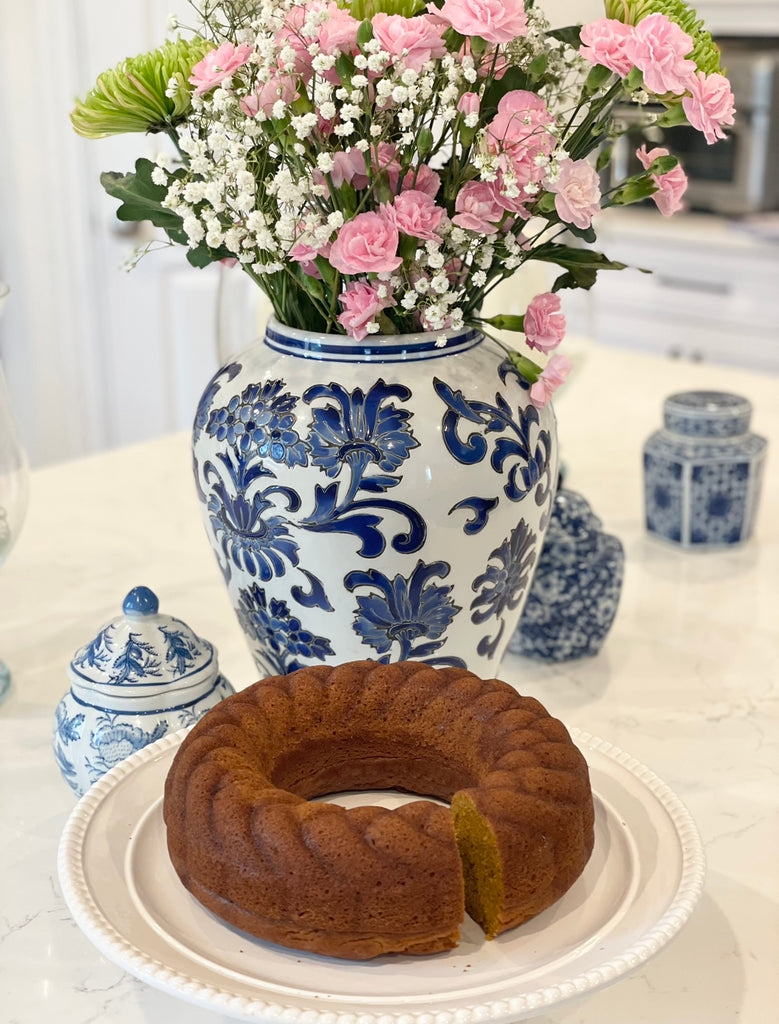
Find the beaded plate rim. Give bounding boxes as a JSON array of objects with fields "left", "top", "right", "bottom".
[{"left": 57, "top": 726, "right": 706, "bottom": 1023}]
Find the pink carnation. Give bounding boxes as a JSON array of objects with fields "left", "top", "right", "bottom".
[
  {"left": 529, "top": 354, "right": 572, "bottom": 408},
  {"left": 636, "top": 145, "right": 688, "bottom": 216},
  {"left": 330, "top": 149, "right": 370, "bottom": 190},
  {"left": 437, "top": 0, "right": 527, "bottom": 45},
  {"left": 372, "top": 13, "right": 447, "bottom": 72},
  {"left": 682, "top": 72, "right": 736, "bottom": 144},
  {"left": 288, "top": 239, "right": 330, "bottom": 279},
  {"left": 189, "top": 42, "right": 253, "bottom": 95},
  {"left": 387, "top": 190, "right": 445, "bottom": 241},
  {"left": 374, "top": 142, "right": 402, "bottom": 192},
  {"left": 329, "top": 211, "right": 402, "bottom": 275},
  {"left": 624, "top": 13, "right": 696, "bottom": 96},
  {"left": 239, "top": 74, "right": 298, "bottom": 118},
  {"left": 316, "top": 4, "right": 361, "bottom": 55},
  {"left": 579, "top": 18, "right": 634, "bottom": 77},
  {"left": 276, "top": 8, "right": 314, "bottom": 78},
  {"left": 493, "top": 174, "right": 532, "bottom": 219},
  {"left": 487, "top": 91, "right": 556, "bottom": 187},
  {"left": 402, "top": 164, "right": 441, "bottom": 198},
  {"left": 551, "top": 158, "right": 601, "bottom": 230},
  {"left": 452, "top": 181, "right": 505, "bottom": 234},
  {"left": 524, "top": 293, "right": 566, "bottom": 353},
  {"left": 338, "top": 279, "right": 396, "bottom": 340}
]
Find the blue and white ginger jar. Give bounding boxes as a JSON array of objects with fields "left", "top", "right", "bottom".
[
  {"left": 508, "top": 489, "right": 624, "bottom": 662},
  {"left": 53, "top": 586, "right": 234, "bottom": 797},
  {"left": 643, "top": 391, "right": 767, "bottom": 549},
  {"left": 192, "top": 319, "right": 559, "bottom": 677}
]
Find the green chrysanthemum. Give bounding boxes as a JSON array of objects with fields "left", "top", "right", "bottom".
[
  {"left": 70, "top": 36, "right": 212, "bottom": 139},
  {"left": 342, "top": 0, "right": 426, "bottom": 18},
  {"left": 604, "top": 0, "right": 722, "bottom": 74}
]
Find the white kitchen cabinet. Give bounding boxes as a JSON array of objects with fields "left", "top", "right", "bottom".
[
  {"left": 694, "top": 1, "right": 779, "bottom": 36},
  {"left": 569, "top": 209, "right": 779, "bottom": 372}
]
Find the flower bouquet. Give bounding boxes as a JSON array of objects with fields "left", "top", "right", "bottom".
[{"left": 72, "top": 0, "right": 734, "bottom": 406}]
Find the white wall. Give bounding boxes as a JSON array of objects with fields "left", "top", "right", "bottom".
[
  {"left": 0, "top": 0, "right": 226, "bottom": 468},
  {"left": 542, "top": 0, "right": 602, "bottom": 26}
]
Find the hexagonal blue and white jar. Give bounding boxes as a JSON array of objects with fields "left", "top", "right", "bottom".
[
  {"left": 643, "top": 391, "right": 767, "bottom": 549},
  {"left": 52, "top": 586, "right": 234, "bottom": 797}
]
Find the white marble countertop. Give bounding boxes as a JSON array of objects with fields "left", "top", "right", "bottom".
[{"left": 1, "top": 341, "right": 777, "bottom": 1023}]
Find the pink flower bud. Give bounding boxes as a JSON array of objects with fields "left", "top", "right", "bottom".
[{"left": 457, "top": 92, "right": 480, "bottom": 118}]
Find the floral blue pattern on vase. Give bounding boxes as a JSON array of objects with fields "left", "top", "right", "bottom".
[
  {"left": 53, "top": 586, "right": 234, "bottom": 797},
  {"left": 192, "top": 319, "right": 559, "bottom": 677},
  {"left": 643, "top": 391, "right": 767, "bottom": 549},
  {"left": 508, "top": 490, "right": 624, "bottom": 662}
]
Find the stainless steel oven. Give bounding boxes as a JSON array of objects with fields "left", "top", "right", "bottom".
[{"left": 607, "top": 38, "right": 779, "bottom": 216}]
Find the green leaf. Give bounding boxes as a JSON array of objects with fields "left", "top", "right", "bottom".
[
  {"left": 185, "top": 244, "right": 234, "bottom": 269},
  {"left": 100, "top": 158, "right": 184, "bottom": 236},
  {"left": 376, "top": 311, "right": 398, "bottom": 334},
  {"left": 480, "top": 66, "right": 530, "bottom": 120},
  {"left": 528, "top": 53, "right": 548, "bottom": 79},
  {"left": 458, "top": 124, "right": 477, "bottom": 147},
  {"left": 399, "top": 233, "right": 418, "bottom": 262},
  {"left": 356, "top": 19, "right": 373, "bottom": 49},
  {"left": 647, "top": 154, "right": 678, "bottom": 175},
  {"left": 565, "top": 223, "right": 598, "bottom": 244},
  {"left": 335, "top": 53, "right": 354, "bottom": 85},
  {"left": 555, "top": 266, "right": 607, "bottom": 291},
  {"left": 442, "top": 28, "right": 466, "bottom": 53},
  {"left": 290, "top": 263, "right": 325, "bottom": 302},
  {"left": 596, "top": 143, "right": 614, "bottom": 172},
  {"left": 315, "top": 256, "right": 340, "bottom": 290},
  {"left": 534, "top": 192, "right": 556, "bottom": 214},
  {"left": 548, "top": 26, "right": 582, "bottom": 47},
  {"left": 532, "top": 244, "right": 632, "bottom": 292},
  {"left": 373, "top": 172, "right": 395, "bottom": 203}
]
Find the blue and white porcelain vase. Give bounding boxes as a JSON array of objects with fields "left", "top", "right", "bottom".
[
  {"left": 192, "top": 318, "right": 559, "bottom": 677},
  {"left": 508, "top": 489, "right": 624, "bottom": 662},
  {"left": 53, "top": 586, "right": 234, "bottom": 797},
  {"left": 643, "top": 390, "right": 767, "bottom": 549}
]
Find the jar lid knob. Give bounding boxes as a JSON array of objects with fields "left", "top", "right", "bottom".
[{"left": 122, "top": 586, "right": 160, "bottom": 617}]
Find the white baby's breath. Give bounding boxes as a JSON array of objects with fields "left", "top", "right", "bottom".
[{"left": 78, "top": 0, "right": 725, "bottom": 378}]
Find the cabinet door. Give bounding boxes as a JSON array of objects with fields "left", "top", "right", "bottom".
[{"left": 693, "top": 1, "right": 779, "bottom": 35}]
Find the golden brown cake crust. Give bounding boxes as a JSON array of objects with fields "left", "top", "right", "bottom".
[{"left": 163, "top": 660, "right": 594, "bottom": 959}]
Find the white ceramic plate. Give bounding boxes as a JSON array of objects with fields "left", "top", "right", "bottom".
[{"left": 58, "top": 729, "right": 705, "bottom": 1024}]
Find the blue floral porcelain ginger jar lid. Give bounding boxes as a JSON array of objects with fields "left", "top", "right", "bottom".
[
  {"left": 53, "top": 586, "right": 234, "bottom": 797},
  {"left": 67, "top": 585, "right": 223, "bottom": 709}
]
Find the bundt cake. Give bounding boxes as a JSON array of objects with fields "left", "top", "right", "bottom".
[{"left": 163, "top": 660, "right": 594, "bottom": 959}]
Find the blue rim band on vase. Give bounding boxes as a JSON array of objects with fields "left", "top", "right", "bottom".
[{"left": 192, "top": 318, "right": 559, "bottom": 678}]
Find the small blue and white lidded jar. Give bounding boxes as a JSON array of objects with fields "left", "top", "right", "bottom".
[
  {"left": 53, "top": 586, "right": 234, "bottom": 797},
  {"left": 643, "top": 391, "right": 767, "bottom": 549}
]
